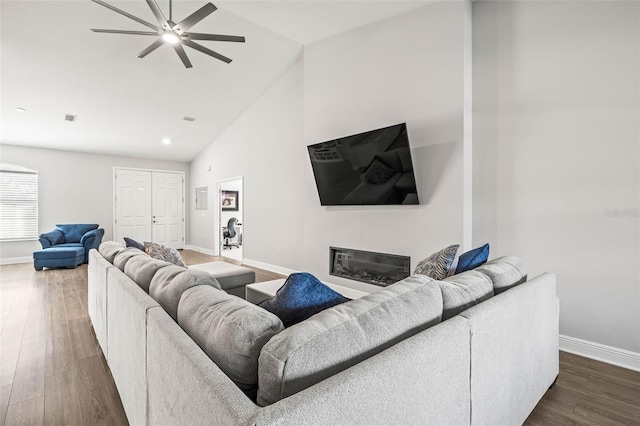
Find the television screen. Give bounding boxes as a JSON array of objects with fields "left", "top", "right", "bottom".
[{"left": 307, "top": 123, "right": 419, "bottom": 206}]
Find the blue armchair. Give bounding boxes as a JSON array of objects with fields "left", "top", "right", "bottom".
[{"left": 39, "top": 224, "right": 105, "bottom": 263}]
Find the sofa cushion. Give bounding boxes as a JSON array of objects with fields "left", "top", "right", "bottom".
[
  {"left": 124, "top": 255, "right": 172, "bottom": 293},
  {"left": 149, "top": 267, "right": 218, "bottom": 320},
  {"left": 455, "top": 243, "right": 490, "bottom": 274},
  {"left": 257, "top": 274, "right": 443, "bottom": 406},
  {"left": 178, "top": 285, "right": 284, "bottom": 400},
  {"left": 475, "top": 256, "right": 527, "bottom": 295},
  {"left": 376, "top": 149, "right": 403, "bottom": 171},
  {"left": 99, "top": 241, "right": 126, "bottom": 264},
  {"left": 414, "top": 245, "right": 459, "bottom": 280},
  {"left": 40, "top": 229, "right": 65, "bottom": 246},
  {"left": 144, "top": 242, "right": 186, "bottom": 267},
  {"left": 438, "top": 270, "right": 494, "bottom": 320},
  {"left": 360, "top": 156, "right": 395, "bottom": 185},
  {"left": 258, "top": 273, "right": 350, "bottom": 328},
  {"left": 56, "top": 224, "right": 99, "bottom": 243},
  {"left": 124, "top": 237, "right": 145, "bottom": 251},
  {"left": 398, "top": 148, "right": 414, "bottom": 172},
  {"left": 113, "top": 247, "right": 148, "bottom": 271}
]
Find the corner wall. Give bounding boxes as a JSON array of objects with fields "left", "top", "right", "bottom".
[
  {"left": 190, "top": 1, "right": 467, "bottom": 293},
  {"left": 0, "top": 144, "right": 189, "bottom": 262},
  {"left": 473, "top": 1, "right": 640, "bottom": 355}
]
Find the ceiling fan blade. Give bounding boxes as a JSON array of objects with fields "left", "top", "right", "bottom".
[
  {"left": 145, "top": 0, "right": 169, "bottom": 29},
  {"left": 90, "top": 0, "right": 160, "bottom": 31},
  {"left": 91, "top": 29, "right": 159, "bottom": 36},
  {"left": 137, "top": 38, "right": 165, "bottom": 58},
  {"left": 182, "top": 39, "right": 231, "bottom": 63},
  {"left": 173, "top": 43, "right": 193, "bottom": 68},
  {"left": 172, "top": 3, "right": 217, "bottom": 34},
  {"left": 185, "top": 33, "right": 245, "bottom": 43}
]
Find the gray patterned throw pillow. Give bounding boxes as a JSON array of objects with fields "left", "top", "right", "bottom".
[
  {"left": 414, "top": 244, "right": 459, "bottom": 280},
  {"left": 144, "top": 242, "right": 187, "bottom": 268}
]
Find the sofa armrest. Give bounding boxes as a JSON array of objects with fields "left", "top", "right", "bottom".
[
  {"left": 38, "top": 229, "right": 64, "bottom": 248},
  {"left": 81, "top": 228, "right": 105, "bottom": 250}
]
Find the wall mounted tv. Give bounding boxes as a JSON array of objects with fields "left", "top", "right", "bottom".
[{"left": 307, "top": 123, "right": 419, "bottom": 206}]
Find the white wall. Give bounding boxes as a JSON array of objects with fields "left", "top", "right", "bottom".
[
  {"left": 302, "top": 1, "right": 465, "bottom": 291},
  {"left": 189, "top": 60, "right": 306, "bottom": 262},
  {"left": 190, "top": 1, "right": 467, "bottom": 293},
  {"left": 473, "top": 1, "right": 640, "bottom": 354},
  {"left": 0, "top": 144, "right": 189, "bottom": 262}
]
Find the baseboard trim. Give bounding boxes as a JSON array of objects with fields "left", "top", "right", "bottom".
[
  {"left": 242, "top": 258, "right": 298, "bottom": 277},
  {"left": 560, "top": 334, "right": 640, "bottom": 372},
  {"left": 185, "top": 245, "right": 217, "bottom": 256},
  {"left": 0, "top": 256, "right": 32, "bottom": 265}
]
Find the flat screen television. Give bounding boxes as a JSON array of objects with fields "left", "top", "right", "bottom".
[{"left": 307, "top": 123, "right": 419, "bottom": 206}]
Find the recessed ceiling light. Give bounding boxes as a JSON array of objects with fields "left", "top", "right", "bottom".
[
  {"left": 16, "top": 107, "right": 26, "bottom": 112},
  {"left": 162, "top": 138, "right": 171, "bottom": 145},
  {"left": 65, "top": 114, "right": 77, "bottom": 122}
]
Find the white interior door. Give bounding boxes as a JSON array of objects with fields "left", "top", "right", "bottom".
[
  {"left": 115, "top": 169, "right": 152, "bottom": 243},
  {"left": 152, "top": 172, "right": 184, "bottom": 249}
]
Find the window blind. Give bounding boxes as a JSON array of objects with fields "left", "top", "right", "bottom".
[{"left": 0, "top": 164, "right": 38, "bottom": 241}]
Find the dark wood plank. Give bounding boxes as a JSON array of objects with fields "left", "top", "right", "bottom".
[
  {"left": 526, "top": 351, "right": 640, "bottom": 425},
  {"left": 8, "top": 339, "right": 45, "bottom": 405},
  {"left": 75, "top": 355, "right": 127, "bottom": 426},
  {"left": 64, "top": 295, "right": 86, "bottom": 322},
  {"left": 68, "top": 318, "right": 100, "bottom": 361},
  {"left": 44, "top": 371, "right": 84, "bottom": 426},
  {"left": 0, "top": 385, "right": 11, "bottom": 426},
  {"left": 44, "top": 323, "right": 75, "bottom": 377},
  {"left": 4, "top": 396, "right": 43, "bottom": 426},
  {"left": 0, "top": 335, "right": 21, "bottom": 387}
]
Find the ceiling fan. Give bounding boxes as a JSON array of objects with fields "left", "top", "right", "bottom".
[{"left": 90, "top": 0, "right": 245, "bottom": 68}]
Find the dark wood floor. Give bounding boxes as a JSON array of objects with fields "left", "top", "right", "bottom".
[{"left": 0, "top": 250, "right": 638, "bottom": 425}]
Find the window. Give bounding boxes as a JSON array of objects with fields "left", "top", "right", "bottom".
[{"left": 0, "top": 163, "right": 38, "bottom": 241}]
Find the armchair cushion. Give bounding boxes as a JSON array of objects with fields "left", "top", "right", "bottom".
[
  {"left": 39, "top": 229, "right": 64, "bottom": 248},
  {"left": 56, "top": 224, "right": 99, "bottom": 243},
  {"left": 81, "top": 228, "right": 104, "bottom": 245}
]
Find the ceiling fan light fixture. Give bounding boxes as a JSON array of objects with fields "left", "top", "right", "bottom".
[
  {"left": 162, "top": 32, "right": 180, "bottom": 44},
  {"left": 90, "top": 0, "right": 245, "bottom": 68}
]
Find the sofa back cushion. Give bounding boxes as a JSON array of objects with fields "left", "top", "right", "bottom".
[
  {"left": 56, "top": 224, "right": 99, "bottom": 243},
  {"left": 256, "top": 274, "right": 443, "bottom": 406},
  {"left": 113, "top": 247, "right": 148, "bottom": 271},
  {"left": 475, "top": 256, "right": 527, "bottom": 295},
  {"left": 178, "top": 285, "right": 284, "bottom": 400},
  {"left": 149, "top": 267, "right": 218, "bottom": 320},
  {"left": 99, "top": 241, "right": 126, "bottom": 264},
  {"left": 124, "top": 255, "right": 173, "bottom": 293},
  {"left": 438, "top": 270, "right": 494, "bottom": 320}
]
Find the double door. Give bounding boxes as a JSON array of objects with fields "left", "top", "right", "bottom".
[{"left": 114, "top": 168, "right": 184, "bottom": 249}]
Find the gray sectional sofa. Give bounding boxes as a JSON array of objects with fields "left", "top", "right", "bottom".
[{"left": 88, "top": 241, "right": 559, "bottom": 426}]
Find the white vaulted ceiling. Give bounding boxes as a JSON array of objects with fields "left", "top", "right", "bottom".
[{"left": 0, "top": 0, "right": 431, "bottom": 162}]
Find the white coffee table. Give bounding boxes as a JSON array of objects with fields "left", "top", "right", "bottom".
[{"left": 245, "top": 279, "right": 369, "bottom": 304}]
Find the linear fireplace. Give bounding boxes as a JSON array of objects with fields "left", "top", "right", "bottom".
[{"left": 330, "top": 247, "right": 410, "bottom": 287}]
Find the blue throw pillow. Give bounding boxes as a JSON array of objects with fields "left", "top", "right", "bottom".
[
  {"left": 124, "top": 237, "right": 145, "bottom": 251},
  {"left": 56, "top": 224, "right": 99, "bottom": 243},
  {"left": 258, "top": 273, "right": 350, "bottom": 328},
  {"left": 455, "top": 243, "right": 490, "bottom": 274}
]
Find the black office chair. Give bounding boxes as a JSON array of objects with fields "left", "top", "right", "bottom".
[{"left": 223, "top": 217, "right": 240, "bottom": 249}]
